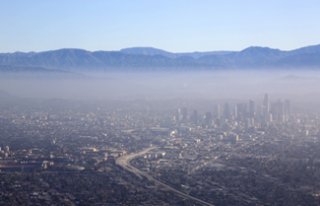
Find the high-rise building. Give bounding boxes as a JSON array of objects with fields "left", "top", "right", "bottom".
[
  {"left": 235, "top": 103, "right": 247, "bottom": 121},
  {"left": 262, "top": 93, "right": 270, "bottom": 123},
  {"left": 190, "top": 110, "right": 199, "bottom": 124},
  {"left": 271, "top": 100, "right": 285, "bottom": 123},
  {"left": 215, "top": 104, "right": 222, "bottom": 119}
]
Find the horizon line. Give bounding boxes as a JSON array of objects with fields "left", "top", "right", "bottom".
[{"left": 1, "top": 43, "right": 320, "bottom": 54}]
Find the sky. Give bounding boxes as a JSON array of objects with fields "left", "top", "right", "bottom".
[{"left": 0, "top": 0, "right": 320, "bottom": 52}]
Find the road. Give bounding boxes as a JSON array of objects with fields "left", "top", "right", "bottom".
[{"left": 116, "top": 146, "right": 215, "bottom": 206}]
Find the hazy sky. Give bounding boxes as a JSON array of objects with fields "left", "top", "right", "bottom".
[{"left": 1, "top": 0, "right": 319, "bottom": 52}]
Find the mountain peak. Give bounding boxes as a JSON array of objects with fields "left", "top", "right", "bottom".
[
  {"left": 241, "top": 46, "right": 281, "bottom": 53},
  {"left": 120, "top": 47, "right": 172, "bottom": 57}
]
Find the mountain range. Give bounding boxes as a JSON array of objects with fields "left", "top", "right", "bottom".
[{"left": 1, "top": 44, "right": 320, "bottom": 71}]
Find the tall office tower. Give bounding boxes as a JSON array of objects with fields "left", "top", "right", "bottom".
[
  {"left": 235, "top": 103, "right": 247, "bottom": 121},
  {"left": 271, "top": 100, "right": 284, "bottom": 123},
  {"left": 262, "top": 93, "right": 270, "bottom": 123},
  {"left": 234, "top": 104, "right": 238, "bottom": 119},
  {"left": 248, "top": 100, "right": 255, "bottom": 118},
  {"left": 247, "top": 100, "right": 255, "bottom": 127},
  {"left": 190, "top": 110, "right": 199, "bottom": 125},
  {"left": 213, "top": 104, "right": 222, "bottom": 127},
  {"left": 214, "top": 104, "right": 222, "bottom": 119}
]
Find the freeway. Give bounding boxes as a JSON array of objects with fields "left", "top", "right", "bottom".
[{"left": 116, "top": 146, "right": 215, "bottom": 206}]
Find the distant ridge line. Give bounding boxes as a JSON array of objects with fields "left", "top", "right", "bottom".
[{"left": 0, "top": 44, "right": 320, "bottom": 71}]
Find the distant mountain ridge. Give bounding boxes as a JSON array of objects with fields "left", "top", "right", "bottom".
[
  {"left": 0, "top": 44, "right": 320, "bottom": 71},
  {"left": 120, "top": 47, "right": 233, "bottom": 58}
]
